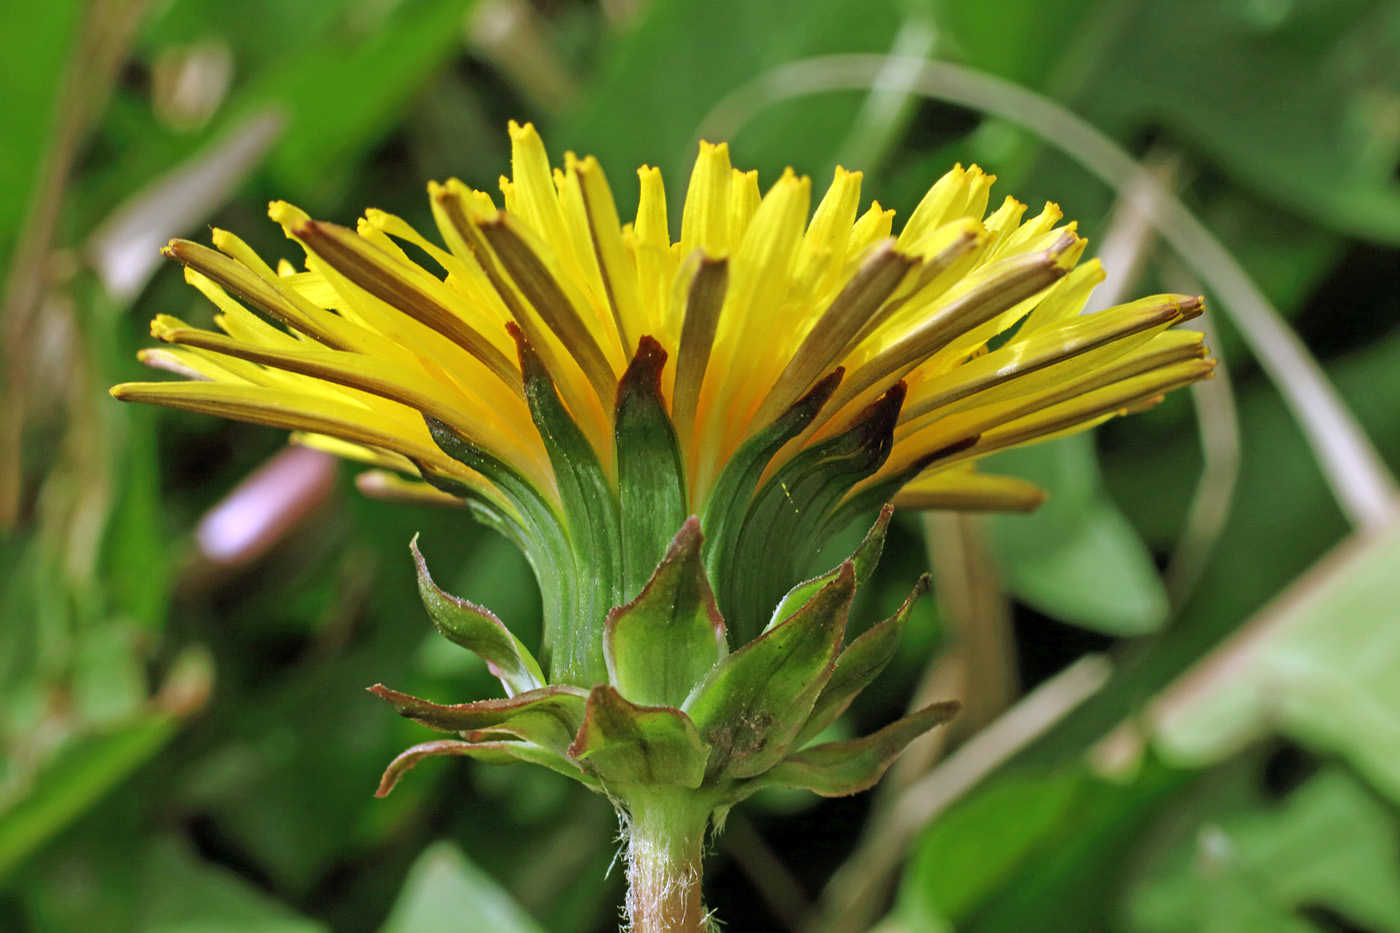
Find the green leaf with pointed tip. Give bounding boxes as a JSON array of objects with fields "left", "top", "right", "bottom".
[
  {"left": 683, "top": 563, "right": 855, "bottom": 780},
  {"left": 423, "top": 416, "right": 579, "bottom": 676},
  {"left": 421, "top": 416, "right": 563, "bottom": 549},
  {"left": 567, "top": 685, "right": 710, "bottom": 788},
  {"left": 411, "top": 538, "right": 545, "bottom": 696},
  {"left": 510, "top": 324, "right": 622, "bottom": 686},
  {"left": 722, "top": 384, "right": 906, "bottom": 642},
  {"left": 376, "top": 738, "right": 595, "bottom": 798},
  {"left": 615, "top": 336, "right": 688, "bottom": 599},
  {"left": 795, "top": 573, "right": 931, "bottom": 748},
  {"left": 604, "top": 518, "right": 727, "bottom": 708},
  {"left": 766, "top": 504, "right": 895, "bottom": 634},
  {"left": 818, "top": 434, "right": 980, "bottom": 541},
  {"left": 702, "top": 370, "right": 844, "bottom": 620},
  {"left": 754, "top": 700, "right": 959, "bottom": 798},
  {"left": 411, "top": 466, "right": 526, "bottom": 542},
  {"left": 369, "top": 684, "right": 586, "bottom": 756}
]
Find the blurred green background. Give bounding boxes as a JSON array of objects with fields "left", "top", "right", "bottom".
[{"left": 2, "top": 0, "right": 1399, "bottom": 930}]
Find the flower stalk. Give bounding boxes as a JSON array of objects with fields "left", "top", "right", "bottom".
[{"left": 623, "top": 791, "right": 712, "bottom": 933}]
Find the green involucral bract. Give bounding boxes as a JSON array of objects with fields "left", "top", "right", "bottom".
[
  {"left": 379, "top": 511, "right": 954, "bottom": 808},
  {"left": 373, "top": 335, "right": 958, "bottom": 819}
]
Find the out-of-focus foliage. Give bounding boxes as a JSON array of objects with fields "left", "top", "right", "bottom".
[
  {"left": 0, "top": 0, "right": 1396, "bottom": 930},
  {"left": 1127, "top": 768, "right": 1400, "bottom": 933},
  {"left": 379, "top": 842, "right": 546, "bottom": 933},
  {"left": 988, "top": 436, "right": 1170, "bottom": 637}
]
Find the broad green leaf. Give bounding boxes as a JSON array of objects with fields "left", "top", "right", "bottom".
[
  {"left": 987, "top": 435, "right": 1100, "bottom": 558},
  {"left": 1001, "top": 498, "right": 1169, "bottom": 635},
  {"left": 1044, "top": 312, "right": 1400, "bottom": 770},
  {"left": 379, "top": 841, "right": 545, "bottom": 933},
  {"left": 562, "top": 0, "right": 905, "bottom": 206},
  {"left": 989, "top": 435, "right": 1169, "bottom": 635},
  {"left": 568, "top": 685, "right": 710, "bottom": 788},
  {"left": 1090, "top": 0, "right": 1400, "bottom": 244},
  {"left": 1154, "top": 516, "right": 1400, "bottom": 806},
  {"left": 897, "top": 762, "right": 1187, "bottom": 930},
  {"left": 899, "top": 771, "right": 1084, "bottom": 925},
  {"left": 102, "top": 406, "right": 176, "bottom": 628},
  {"left": 604, "top": 519, "right": 727, "bottom": 709},
  {"left": 1128, "top": 770, "right": 1400, "bottom": 933},
  {"left": 72, "top": 623, "right": 148, "bottom": 727},
  {"left": 76, "top": 0, "right": 481, "bottom": 242},
  {"left": 931, "top": 0, "right": 1102, "bottom": 89},
  {"left": 141, "top": 836, "right": 328, "bottom": 933},
  {"left": 684, "top": 563, "right": 854, "bottom": 779},
  {"left": 140, "top": 0, "right": 354, "bottom": 67},
  {"left": 233, "top": 0, "right": 478, "bottom": 199}
]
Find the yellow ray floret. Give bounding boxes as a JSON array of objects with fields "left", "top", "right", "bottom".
[{"left": 113, "top": 122, "right": 1214, "bottom": 518}]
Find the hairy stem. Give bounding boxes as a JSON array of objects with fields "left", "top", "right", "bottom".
[{"left": 624, "top": 792, "right": 710, "bottom": 933}]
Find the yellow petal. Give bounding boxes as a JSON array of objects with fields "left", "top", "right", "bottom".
[
  {"left": 900, "top": 294, "right": 1203, "bottom": 428},
  {"left": 823, "top": 229, "right": 1082, "bottom": 434},
  {"left": 670, "top": 252, "right": 730, "bottom": 448},
  {"left": 507, "top": 121, "right": 582, "bottom": 279},
  {"left": 109, "top": 380, "right": 489, "bottom": 495},
  {"left": 849, "top": 200, "right": 895, "bottom": 253},
  {"left": 789, "top": 166, "right": 863, "bottom": 305},
  {"left": 1018, "top": 258, "right": 1107, "bottom": 334},
  {"left": 752, "top": 240, "right": 913, "bottom": 429},
  {"left": 981, "top": 196, "right": 1027, "bottom": 244},
  {"left": 892, "top": 467, "right": 1046, "bottom": 512},
  {"left": 475, "top": 211, "right": 622, "bottom": 405},
  {"left": 279, "top": 214, "right": 520, "bottom": 390},
  {"left": 150, "top": 319, "right": 553, "bottom": 493},
  {"left": 137, "top": 346, "right": 238, "bottom": 383},
  {"left": 635, "top": 165, "right": 669, "bottom": 250},
  {"left": 679, "top": 141, "right": 733, "bottom": 256},
  {"left": 728, "top": 168, "right": 761, "bottom": 247},
  {"left": 879, "top": 341, "right": 1214, "bottom": 480},
  {"left": 355, "top": 470, "right": 472, "bottom": 508},
  {"left": 991, "top": 201, "right": 1063, "bottom": 259},
  {"left": 570, "top": 154, "right": 646, "bottom": 356},
  {"left": 694, "top": 169, "right": 811, "bottom": 491},
  {"left": 897, "top": 164, "right": 969, "bottom": 247},
  {"left": 431, "top": 181, "right": 615, "bottom": 461},
  {"left": 292, "top": 432, "right": 417, "bottom": 473}
]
